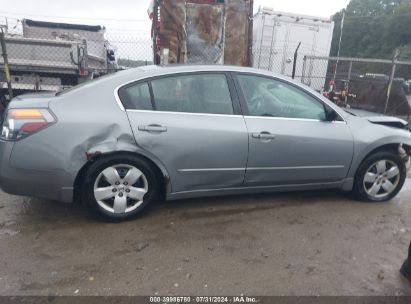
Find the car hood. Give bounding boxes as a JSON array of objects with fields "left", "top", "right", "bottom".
[
  {"left": 8, "top": 91, "right": 56, "bottom": 109},
  {"left": 344, "top": 108, "right": 409, "bottom": 130}
]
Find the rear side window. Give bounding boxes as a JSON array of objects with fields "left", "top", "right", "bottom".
[
  {"left": 118, "top": 82, "right": 152, "bottom": 110},
  {"left": 151, "top": 74, "right": 234, "bottom": 115}
]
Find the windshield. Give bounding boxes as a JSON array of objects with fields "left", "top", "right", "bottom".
[{"left": 343, "top": 108, "right": 356, "bottom": 116}]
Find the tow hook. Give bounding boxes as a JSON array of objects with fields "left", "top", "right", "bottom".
[{"left": 399, "top": 144, "right": 411, "bottom": 172}]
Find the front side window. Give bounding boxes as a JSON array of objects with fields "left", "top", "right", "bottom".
[
  {"left": 237, "top": 75, "right": 326, "bottom": 120},
  {"left": 150, "top": 74, "right": 234, "bottom": 115}
]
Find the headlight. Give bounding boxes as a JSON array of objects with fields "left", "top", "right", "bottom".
[{"left": 1, "top": 109, "right": 55, "bottom": 141}]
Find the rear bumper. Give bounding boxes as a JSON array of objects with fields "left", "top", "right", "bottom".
[{"left": 0, "top": 140, "right": 74, "bottom": 203}]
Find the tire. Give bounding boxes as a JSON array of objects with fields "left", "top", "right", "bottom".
[
  {"left": 353, "top": 150, "right": 407, "bottom": 202},
  {"left": 81, "top": 154, "right": 160, "bottom": 221}
]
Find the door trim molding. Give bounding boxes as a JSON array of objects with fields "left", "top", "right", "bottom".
[
  {"left": 178, "top": 168, "right": 246, "bottom": 173},
  {"left": 247, "top": 165, "right": 345, "bottom": 171},
  {"left": 178, "top": 165, "right": 345, "bottom": 173}
]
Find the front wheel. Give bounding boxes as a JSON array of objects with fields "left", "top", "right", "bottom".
[
  {"left": 81, "top": 155, "right": 159, "bottom": 221},
  {"left": 353, "top": 151, "right": 407, "bottom": 202}
]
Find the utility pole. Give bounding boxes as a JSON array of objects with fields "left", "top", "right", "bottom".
[
  {"left": 333, "top": 9, "right": 345, "bottom": 84},
  {"left": 152, "top": 0, "right": 160, "bottom": 65},
  {"left": 384, "top": 48, "right": 400, "bottom": 114},
  {"left": 0, "top": 27, "right": 13, "bottom": 101},
  {"left": 247, "top": 0, "right": 254, "bottom": 67},
  {"left": 292, "top": 41, "right": 301, "bottom": 79}
]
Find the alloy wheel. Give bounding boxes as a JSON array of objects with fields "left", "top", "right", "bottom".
[
  {"left": 363, "top": 159, "right": 400, "bottom": 200},
  {"left": 93, "top": 164, "right": 148, "bottom": 214}
]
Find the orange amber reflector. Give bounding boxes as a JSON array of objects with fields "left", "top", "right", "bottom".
[{"left": 9, "top": 109, "right": 44, "bottom": 120}]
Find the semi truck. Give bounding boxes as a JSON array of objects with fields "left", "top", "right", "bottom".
[
  {"left": 150, "top": 0, "right": 253, "bottom": 66},
  {"left": 0, "top": 19, "right": 117, "bottom": 100},
  {"left": 253, "top": 7, "right": 334, "bottom": 90}
]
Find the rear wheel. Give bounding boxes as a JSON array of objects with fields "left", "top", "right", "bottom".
[
  {"left": 81, "top": 155, "right": 159, "bottom": 221},
  {"left": 353, "top": 151, "right": 406, "bottom": 202}
]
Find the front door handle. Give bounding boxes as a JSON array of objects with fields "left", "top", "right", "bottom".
[
  {"left": 138, "top": 125, "right": 167, "bottom": 133},
  {"left": 252, "top": 132, "right": 276, "bottom": 140}
]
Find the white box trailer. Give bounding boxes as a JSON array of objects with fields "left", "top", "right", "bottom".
[{"left": 253, "top": 7, "right": 334, "bottom": 91}]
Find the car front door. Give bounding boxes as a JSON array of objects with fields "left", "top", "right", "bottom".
[
  {"left": 234, "top": 74, "right": 354, "bottom": 186},
  {"left": 119, "top": 73, "right": 248, "bottom": 193}
]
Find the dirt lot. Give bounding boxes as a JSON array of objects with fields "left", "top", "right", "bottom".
[{"left": 1, "top": 180, "right": 411, "bottom": 296}]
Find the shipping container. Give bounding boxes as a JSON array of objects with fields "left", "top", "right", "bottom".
[{"left": 253, "top": 7, "right": 334, "bottom": 90}]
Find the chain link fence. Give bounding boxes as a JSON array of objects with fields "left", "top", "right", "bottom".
[
  {"left": 301, "top": 55, "right": 411, "bottom": 121},
  {"left": 1, "top": 16, "right": 411, "bottom": 122},
  {"left": 0, "top": 17, "right": 153, "bottom": 102}
]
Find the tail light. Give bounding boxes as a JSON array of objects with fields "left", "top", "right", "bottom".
[{"left": 1, "top": 109, "right": 55, "bottom": 141}]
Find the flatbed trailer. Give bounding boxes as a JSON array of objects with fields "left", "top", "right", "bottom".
[{"left": 0, "top": 19, "right": 116, "bottom": 100}]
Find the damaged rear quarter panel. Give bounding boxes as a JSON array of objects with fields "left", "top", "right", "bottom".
[{"left": 9, "top": 74, "right": 150, "bottom": 192}]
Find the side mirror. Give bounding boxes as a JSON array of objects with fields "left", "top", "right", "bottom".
[{"left": 325, "top": 106, "right": 339, "bottom": 122}]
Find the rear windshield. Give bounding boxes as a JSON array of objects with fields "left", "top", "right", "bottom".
[{"left": 56, "top": 69, "right": 142, "bottom": 96}]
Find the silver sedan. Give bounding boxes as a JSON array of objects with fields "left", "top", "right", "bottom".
[{"left": 0, "top": 65, "right": 410, "bottom": 221}]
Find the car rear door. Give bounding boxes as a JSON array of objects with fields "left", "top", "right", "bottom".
[
  {"left": 234, "top": 73, "right": 354, "bottom": 186},
  {"left": 119, "top": 72, "right": 249, "bottom": 193}
]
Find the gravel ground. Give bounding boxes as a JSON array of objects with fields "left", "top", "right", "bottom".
[{"left": 1, "top": 180, "right": 411, "bottom": 296}]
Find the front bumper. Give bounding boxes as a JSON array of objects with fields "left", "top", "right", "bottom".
[{"left": 0, "top": 140, "right": 74, "bottom": 202}]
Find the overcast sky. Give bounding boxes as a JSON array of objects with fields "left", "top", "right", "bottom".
[
  {"left": 0, "top": 0, "right": 349, "bottom": 60},
  {"left": 1, "top": 0, "right": 350, "bottom": 31}
]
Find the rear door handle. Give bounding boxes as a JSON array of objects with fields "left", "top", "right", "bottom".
[
  {"left": 138, "top": 125, "right": 167, "bottom": 133},
  {"left": 252, "top": 132, "right": 276, "bottom": 140}
]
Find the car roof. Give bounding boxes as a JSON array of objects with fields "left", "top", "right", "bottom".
[
  {"left": 120, "top": 64, "right": 297, "bottom": 85},
  {"left": 137, "top": 64, "right": 276, "bottom": 74}
]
